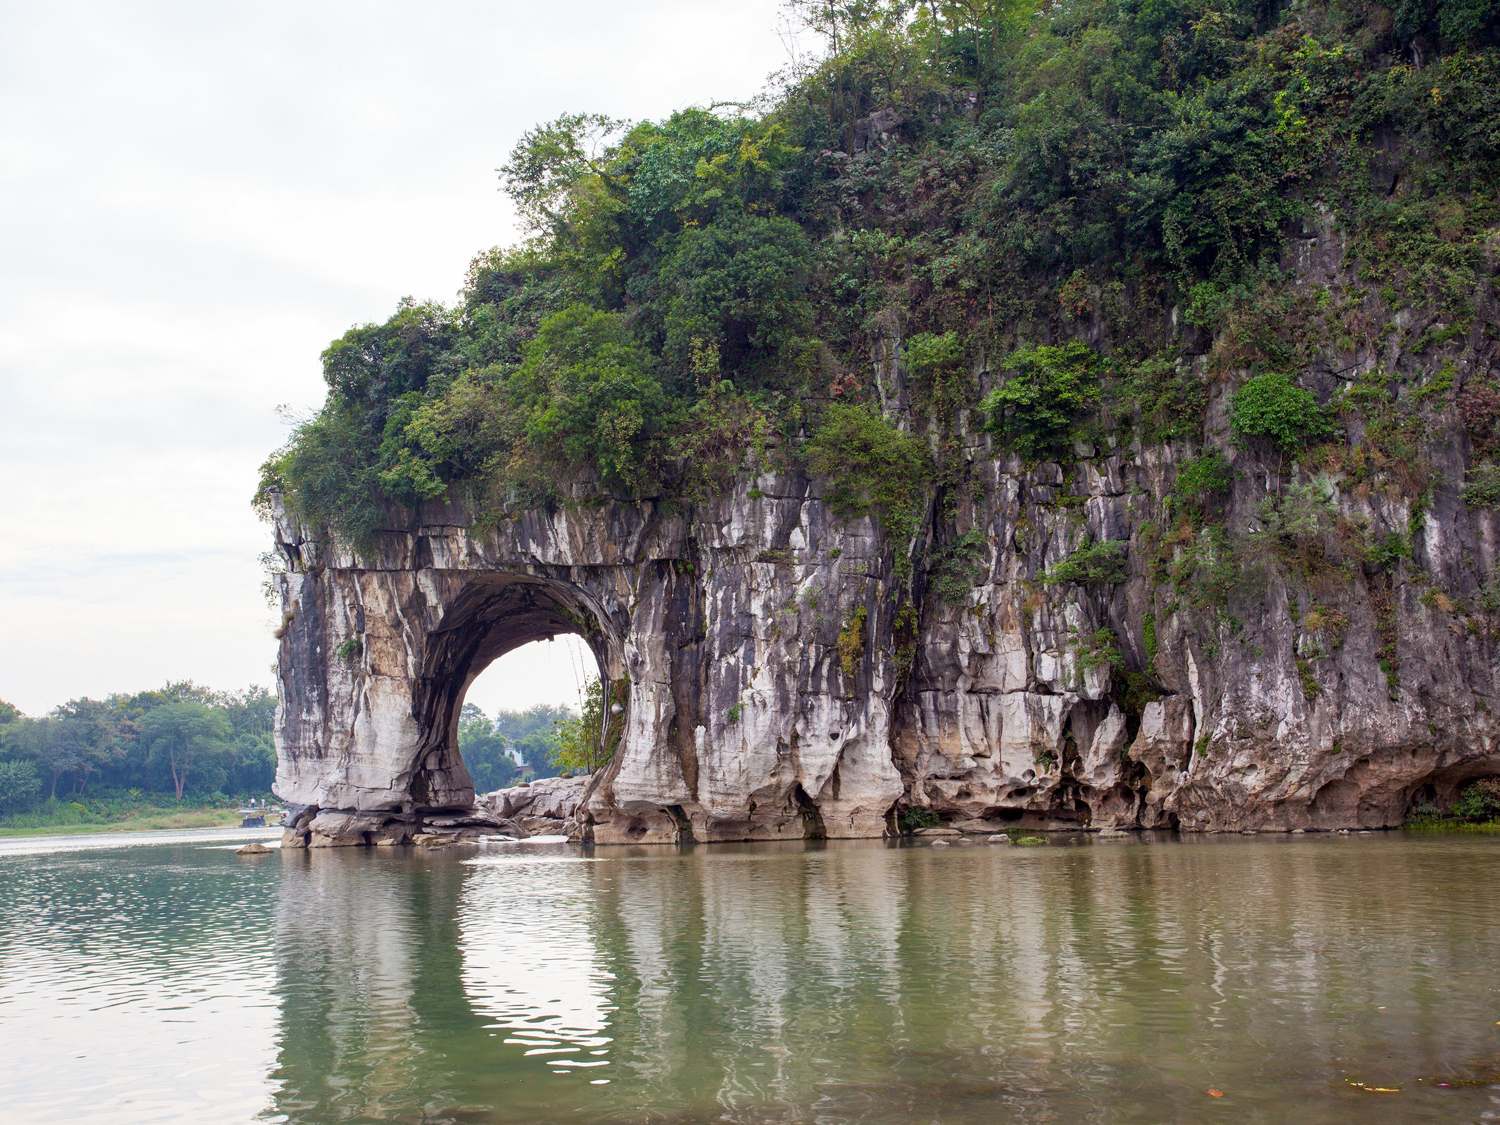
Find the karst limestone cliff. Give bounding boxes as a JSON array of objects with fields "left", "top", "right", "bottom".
[{"left": 270, "top": 374, "right": 1500, "bottom": 846}]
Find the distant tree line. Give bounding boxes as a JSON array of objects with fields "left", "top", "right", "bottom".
[
  {"left": 0, "top": 682, "right": 598, "bottom": 818},
  {"left": 0, "top": 683, "right": 276, "bottom": 817},
  {"left": 458, "top": 700, "right": 582, "bottom": 791},
  {"left": 460, "top": 679, "right": 626, "bottom": 790}
]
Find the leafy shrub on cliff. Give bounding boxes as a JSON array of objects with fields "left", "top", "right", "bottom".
[
  {"left": 1073, "top": 628, "right": 1126, "bottom": 675},
  {"left": 927, "top": 527, "right": 988, "bottom": 605},
  {"left": 653, "top": 212, "right": 815, "bottom": 391},
  {"left": 1121, "top": 354, "right": 1211, "bottom": 444},
  {"left": 1459, "top": 378, "right": 1500, "bottom": 458},
  {"left": 837, "top": 607, "right": 869, "bottom": 678},
  {"left": 982, "top": 343, "right": 1103, "bottom": 462},
  {"left": 321, "top": 300, "right": 458, "bottom": 423},
  {"left": 805, "top": 405, "right": 931, "bottom": 559},
  {"left": 903, "top": 332, "right": 964, "bottom": 372},
  {"left": 1230, "top": 373, "right": 1334, "bottom": 454},
  {"left": 512, "top": 306, "right": 669, "bottom": 494},
  {"left": 548, "top": 678, "right": 621, "bottom": 775},
  {"left": 257, "top": 406, "right": 387, "bottom": 549},
  {"left": 1172, "top": 452, "right": 1234, "bottom": 511},
  {"left": 1252, "top": 480, "right": 1343, "bottom": 580},
  {"left": 1461, "top": 463, "right": 1500, "bottom": 507},
  {"left": 1042, "top": 540, "right": 1129, "bottom": 587}
]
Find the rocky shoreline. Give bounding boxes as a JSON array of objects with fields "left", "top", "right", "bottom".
[{"left": 278, "top": 775, "right": 588, "bottom": 848}]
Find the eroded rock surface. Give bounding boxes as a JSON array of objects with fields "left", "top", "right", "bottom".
[
  {"left": 269, "top": 428, "right": 1500, "bottom": 841},
  {"left": 271, "top": 480, "right": 905, "bottom": 845},
  {"left": 479, "top": 775, "right": 589, "bottom": 837}
]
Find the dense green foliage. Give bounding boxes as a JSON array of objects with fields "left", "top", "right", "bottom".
[
  {"left": 547, "top": 678, "right": 624, "bottom": 775},
  {"left": 1230, "top": 372, "right": 1335, "bottom": 453},
  {"left": 1408, "top": 777, "right": 1500, "bottom": 827},
  {"left": 928, "top": 526, "right": 989, "bottom": 603},
  {"left": 258, "top": 0, "right": 1500, "bottom": 652},
  {"left": 457, "top": 700, "right": 586, "bottom": 788},
  {"left": 804, "top": 403, "right": 932, "bottom": 570},
  {"left": 457, "top": 703, "right": 519, "bottom": 790},
  {"left": 1461, "top": 462, "right": 1500, "bottom": 505},
  {"left": 1042, "top": 539, "right": 1130, "bottom": 586},
  {"left": 1172, "top": 451, "right": 1235, "bottom": 510},
  {"left": 0, "top": 684, "right": 276, "bottom": 823},
  {"left": 1450, "top": 777, "right": 1500, "bottom": 821},
  {"left": 982, "top": 343, "right": 1103, "bottom": 460},
  {"left": 0, "top": 760, "right": 41, "bottom": 815}
]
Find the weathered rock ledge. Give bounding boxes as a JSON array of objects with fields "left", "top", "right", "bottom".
[{"left": 279, "top": 804, "right": 531, "bottom": 848}]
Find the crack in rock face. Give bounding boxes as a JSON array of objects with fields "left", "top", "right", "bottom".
[{"left": 269, "top": 454, "right": 1500, "bottom": 846}]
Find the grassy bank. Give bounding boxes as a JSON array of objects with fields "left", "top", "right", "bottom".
[
  {"left": 0, "top": 808, "right": 250, "bottom": 837},
  {"left": 0, "top": 795, "right": 271, "bottom": 838},
  {"left": 1404, "top": 820, "right": 1500, "bottom": 835}
]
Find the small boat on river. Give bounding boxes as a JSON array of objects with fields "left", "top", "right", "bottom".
[{"left": 237, "top": 804, "right": 283, "bottom": 828}]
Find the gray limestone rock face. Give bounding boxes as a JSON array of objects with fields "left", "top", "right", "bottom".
[
  {"left": 479, "top": 775, "right": 589, "bottom": 822},
  {"left": 268, "top": 312, "right": 1500, "bottom": 841},
  {"left": 268, "top": 479, "right": 904, "bottom": 844}
]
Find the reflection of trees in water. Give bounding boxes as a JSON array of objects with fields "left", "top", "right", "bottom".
[{"left": 580, "top": 842, "right": 1500, "bottom": 1123}]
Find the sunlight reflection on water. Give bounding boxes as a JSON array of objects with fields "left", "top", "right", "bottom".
[{"left": 460, "top": 854, "right": 616, "bottom": 1075}]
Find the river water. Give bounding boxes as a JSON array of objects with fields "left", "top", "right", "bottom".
[{"left": 0, "top": 831, "right": 1497, "bottom": 1124}]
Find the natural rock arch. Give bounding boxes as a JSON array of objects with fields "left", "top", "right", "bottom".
[
  {"left": 409, "top": 574, "right": 620, "bottom": 808},
  {"left": 271, "top": 484, "right": 908, "bottom": 847}
]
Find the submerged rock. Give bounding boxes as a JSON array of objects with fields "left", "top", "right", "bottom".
[{"left": 235, "top": 842, "right": 271, "bottom": 855}]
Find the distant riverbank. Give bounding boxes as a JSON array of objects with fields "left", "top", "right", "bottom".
[{"left": 0, "top": 805, "right": 252, "bottom": 838}]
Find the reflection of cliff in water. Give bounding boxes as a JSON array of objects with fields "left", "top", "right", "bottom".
[
  {"left": 266, "top": 850, "right": 476, "bottom": 1123},
  {"left": 577, "top": 839, "right": 1500, "bottom": 1123},
  {"left": 585, "top": 842, "right": 910, "bottom": 1116},
  {"left": 263, "top": 840, "right": 1500, "bottom": 1125}
]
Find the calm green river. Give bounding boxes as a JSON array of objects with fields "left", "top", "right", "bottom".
[{"left": 1, "top": 831, "right": 1498, "bottom": 1124}]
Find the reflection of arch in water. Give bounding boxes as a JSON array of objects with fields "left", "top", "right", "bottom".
[
  {"left": 410, "top": 574, "right": 624, "bottom": 809},
  {"left": 269, "top": 849, "right": 622, "bottom": 1123},
  {"left": 459, "top": 855, "right": 615, "bottom": 1073}
]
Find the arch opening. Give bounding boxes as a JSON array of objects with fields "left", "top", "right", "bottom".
[
  {"left": 458, "top": 636, "right": 600, "bottom": 793},
  {"left": 409, "top": 574, "right": 624, "bottom": 811}
]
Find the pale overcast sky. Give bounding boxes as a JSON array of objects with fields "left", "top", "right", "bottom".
[{"left": 0, "top": 0, "right": 795, "bottom": 716}]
